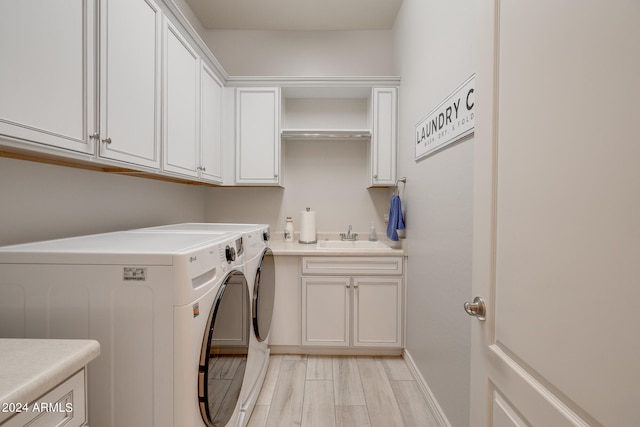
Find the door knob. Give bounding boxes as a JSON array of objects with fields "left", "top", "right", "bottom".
[{"left": 464, "top": 297, "right": 486, "bottom": 321}]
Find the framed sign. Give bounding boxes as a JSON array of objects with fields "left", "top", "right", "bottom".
[{"left": 415, "top": 74, "right": 475, "bottom": 160}]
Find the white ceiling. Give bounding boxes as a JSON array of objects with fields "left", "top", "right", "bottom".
[{"left": 184, "top": 0, "right": 403, "bottom": 31}]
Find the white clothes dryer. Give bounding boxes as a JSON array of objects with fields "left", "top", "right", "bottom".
[
  {"left": 137, "top": 223, "right": 275, "bottom": 426},
  {"left": 0, "top": 230, "right": 250, "bottom": 427}
]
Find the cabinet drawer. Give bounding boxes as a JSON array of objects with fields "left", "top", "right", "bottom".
[
  {"left": 3, "top": 368, "right": 86, "bottom": 427},
  {"left": 301, "top": 257, "right": 403, "bottom": 275}
]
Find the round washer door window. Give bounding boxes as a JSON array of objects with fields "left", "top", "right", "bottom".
[
  {"left": 198, "top": 271, "right": 249, "bottom": 427},
  {"left": 253, "top": 248, "right": 275, "bottom": 342}
]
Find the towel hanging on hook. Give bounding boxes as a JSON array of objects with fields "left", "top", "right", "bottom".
[{"left": 387, "top": 177, "right": 406, "bottom": 241}]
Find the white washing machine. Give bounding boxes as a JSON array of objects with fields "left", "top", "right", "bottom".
[
  {"left": 137, "top": 223, "right": 275, "bottom": 426},
  {"left": 0, "top": 230, "right": 251, "bottom": 427}
]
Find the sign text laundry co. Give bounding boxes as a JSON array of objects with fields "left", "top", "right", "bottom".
[{"left": 415, "top": 74, "right": 475, "bottom": 160}]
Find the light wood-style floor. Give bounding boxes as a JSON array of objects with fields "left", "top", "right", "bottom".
[{"left": 247, "top": 355, "right": 439, "bottom": 427}]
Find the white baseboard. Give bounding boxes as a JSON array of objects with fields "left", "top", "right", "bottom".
[{"left": 402, "top": 349, "right": 453, "bottom": 427}]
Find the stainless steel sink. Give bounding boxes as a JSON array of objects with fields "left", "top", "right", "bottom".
[{"left": 316, "top": 240, "right": 392, "bottom": 250}]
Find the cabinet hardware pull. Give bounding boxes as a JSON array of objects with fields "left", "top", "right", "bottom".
[
  {"left": 102, "top": 137, "right": 112, "bottom": 144},
  {"left": 89, "top": 132, "right": 99, "bottom": 140}
]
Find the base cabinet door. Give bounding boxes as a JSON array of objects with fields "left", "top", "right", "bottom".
[
  {"left": 353, "top": 277, "right": 402, "bottom": 347},
  {"left": 301, "top": 276, "right": 350, "bottom": 347},
  {"left": 0, "top": 0, "right": 95, "bottom": 154}
]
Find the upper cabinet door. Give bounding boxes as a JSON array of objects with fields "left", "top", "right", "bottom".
[
  {"left": 163, "top": 20, "right": 199, "bottom": 178},
  {"left": 200, "top": 64, "right": 223, "bottom": 183},
  {"left": 235, "top": 87, "right": 281, "bottom": 185},
  {"left": 0, "top": 0, "right": 96, "bottom": 154},
  {"left": 99, "top": 0, "right": 162, "bottom": 168},
  {"left": 370, "top": 87, "right": 398, "bottom": 186}
]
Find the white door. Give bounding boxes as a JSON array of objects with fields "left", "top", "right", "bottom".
[{"left": 471, "top": 1, "right": 640, "bottom": 426}]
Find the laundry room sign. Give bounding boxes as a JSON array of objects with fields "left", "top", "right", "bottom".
[{"left": 415, "top": 74, "right": 475, "bottom": 160}]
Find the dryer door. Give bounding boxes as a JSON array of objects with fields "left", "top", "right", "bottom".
[
  {"left": 198, "top": 270, "right": 249, "bottom": 427},
  {"left": 253, "top": 248, "right": 275, "bottom": 342}
]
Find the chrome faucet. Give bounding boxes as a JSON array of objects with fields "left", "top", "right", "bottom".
[{"left": 340, "top": 225, "right": 358, "bottom": 241}]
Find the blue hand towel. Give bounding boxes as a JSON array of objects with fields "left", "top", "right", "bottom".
[{"left": 386, "top": 194, "right": 405, "bottom": 241}]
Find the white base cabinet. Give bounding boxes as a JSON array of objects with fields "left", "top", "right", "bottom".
[
  {"left": 301, "top": 257, "right": 403, "bottom": 349},
  {"left": 269, "top": 256, "right": 302, "bottom": 346},
  {"left": 3, "top": 369, "right": 87, "bottom": 427}
]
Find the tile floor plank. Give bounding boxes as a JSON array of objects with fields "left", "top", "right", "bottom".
[
  {"left": 333, "top": 356, "right": 366, "bottom": 405},
  {"left": 256, "top": 355, "right": 283, "bottom": 406},
  {"left": 379, "top": 356, "right": 414, "bottom": 381},
  {"left": 264, "top": 359, "right": 307, "bottom": 427},
  {"left": 306, "top": 355, "right": 333, "bottom": 380},
  {"left": 356, "top": 357, "right": 406, "bottom": 427},
  {"left": 391, "top": 380, "right": 440, "bottom": 427},
  {"left": 335, "top": 405, "right": 371, "bottom": 427},
  {"left": 302, "top": 380, "right": 336, "bottom": 427}
]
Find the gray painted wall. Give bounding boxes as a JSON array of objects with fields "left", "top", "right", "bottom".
[
  {"left": 393, "top": 0, "right": 474, "bottom": 425},
  {"left": 0, "top": 157, "right": 206, "bottom": 246}
]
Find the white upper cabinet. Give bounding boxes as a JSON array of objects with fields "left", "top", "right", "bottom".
[
  {"left": 163, "top": 20, "right": 199, "bottom": 177},
  {"left": 0, "top": 0, "right": 96, "bottom": 154},
  {"left": 199, "top": 64, "right": 224, "bottom": 183},
  {"left": 235, "top": 87, "right": 281, "bottom": 185},
  {"left": 99, "top": 0, "right": 162, "bottom": 168},
  {"left": 369, "top": 87, "right": 398, "bottom": 186}
]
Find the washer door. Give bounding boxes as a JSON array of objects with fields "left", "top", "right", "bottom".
[
  {"left": 198, "top": 271, "right": 249, "bottom": 427},
  {"left": 253, "top": 248, "right": 275, "bottom": 342}
]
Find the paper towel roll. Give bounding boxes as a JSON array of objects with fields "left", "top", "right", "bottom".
[{"left": 299, "top": 208, "right": 317, "bottom": 244}]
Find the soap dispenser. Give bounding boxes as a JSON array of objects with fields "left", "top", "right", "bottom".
[
  {"left": 369, "top": 221, "right": 378, "bottom": 242},
  {"left": 284, "top": 217, "right": 294, "bottom": 243}
]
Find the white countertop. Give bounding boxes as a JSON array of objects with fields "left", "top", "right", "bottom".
[
  {"left": 0, "top": 339, "right": 100, "bottom": 423},
  {"left": 270, "top": 234, "right": 406, "bottom": 256}
]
